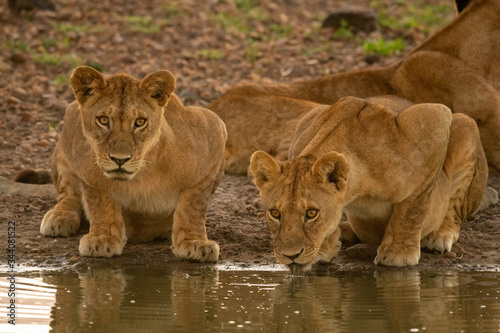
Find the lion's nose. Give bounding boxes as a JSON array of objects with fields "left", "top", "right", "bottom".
[
  {"left": 109, "top": 154, "right": 131, "bottom": 166},
  {"left": 282, "top": 248, "right": 304, "bottom": 261}
]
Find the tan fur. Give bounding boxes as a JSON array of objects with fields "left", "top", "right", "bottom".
[
  {"left": 40, "top": 66, "right": 227, "bottom": 262},
  {"left": 210, "top": 0, "right": 500, "bottom": 173},
  {"left": 251, "top": 96, "right": 488, "bottom": 271}
]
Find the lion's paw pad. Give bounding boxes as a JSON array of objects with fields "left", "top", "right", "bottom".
[
  {"left": 79, "top": 234, "right": 125, "bottom": 258},
  {"left": 374, "top": 243, "right": 420, "bottom": 267},
  {"left": 172, "top": 240, "right": 220, "bottom": 262},
  {"left": 40, "top": 209, "right": 80, "bottom": 237}
]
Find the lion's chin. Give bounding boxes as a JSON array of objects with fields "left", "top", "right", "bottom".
[
  {"left": 103, "top": 169, "right": 136, "bottom": 181},
  {"left": 287, "top": 263, "right": 313, "bottom": 275}
]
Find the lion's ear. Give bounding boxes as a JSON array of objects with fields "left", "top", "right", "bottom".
[
  {"left": 312, "top": 152, "right": 349, "bottom": 192},
  {"left": 71, "top": 66, "right": 106, "bottom": 104},
  {"left": 250, "top": 151, "right": 281, "bottom": 190},
  {"left": 140, "top": 70, "right": 176, "bottom": 107},
  {"left": 455, "top": 0, "right": 472, "bottom": 13}
]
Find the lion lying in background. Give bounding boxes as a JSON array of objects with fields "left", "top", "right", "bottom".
[
  {"left": 40, "top": 66, "right": 227, "bottom": 262},
  {"left": 251, "top": 96, "right": 487, "bottom": 272},
  {"left": 210, "top": 0, "right": 500, "bottom": 174}
]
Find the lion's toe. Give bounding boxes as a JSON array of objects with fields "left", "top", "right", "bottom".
[
  {"left": 421, "top": 230, "right": 457, "bottom": 253},
  {"left": 374, "top": 243, "right": 420, "bottom": 267},
  {"left": 40, "top": 209, "right": 80, "bottom": 237},
  {"left": 172, "top": 240, "right": 220, "bottom": 262},
  {"left": 79, "top": 234, "right": 125, "bottom": 258}
]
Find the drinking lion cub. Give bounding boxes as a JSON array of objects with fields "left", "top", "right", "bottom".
[
  {"left": 251, "top": 96, "right": 487, "bottom": 272},
  {"left": 40, "top": 66, "right": 227, "bottom": 262}
]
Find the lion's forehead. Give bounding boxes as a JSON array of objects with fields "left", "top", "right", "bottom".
[
  {"left": 105, "top": 104, "right": 141, "bottom": 118},
  {"left": 91, "top": 75, "right": 153, "bottom": 116},
  {"left": 271, "top": 179, "right": 320, "bottom": 213}
]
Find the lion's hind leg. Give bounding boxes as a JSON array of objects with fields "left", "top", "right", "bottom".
[
  {"left": 40, "top": 150, "right": 83, "bottom": 237},
  {"left": 421, "top": 114, "right": 488, "bottom": 253}
]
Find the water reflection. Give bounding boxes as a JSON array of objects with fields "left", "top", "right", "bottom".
[{"left": 0, "top": 266, "right": 499, "bottom": 332}]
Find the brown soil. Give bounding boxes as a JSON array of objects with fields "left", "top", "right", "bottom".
[{"left": 0, "top": 0, "right": 498, "bottom": 272}]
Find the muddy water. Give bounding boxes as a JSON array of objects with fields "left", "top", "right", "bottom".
[{"left": 1, "top": 264, "right": 499, "bottom": 333}]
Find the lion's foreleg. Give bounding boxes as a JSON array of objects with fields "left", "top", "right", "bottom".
[
  {"left": 374, "top": 185, "right": 436, "bottom": 267},
  {"left": 40, "top": 150, "right": 83, "bottom": 237},
  {"left": 78, "top": 184, "right": 127, "bottom": 257},
  {"left": 170, "top": 174, "right": 220, "bottom": 263}
]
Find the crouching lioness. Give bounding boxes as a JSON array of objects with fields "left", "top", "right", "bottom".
[
  {"left": 251, "top": 96, "right": 487, "bottom": 272},
  {"left": 41, "top": 66, "right": 227, "bottom": 262}
]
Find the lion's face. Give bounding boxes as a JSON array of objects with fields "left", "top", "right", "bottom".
[
  {"left": 251, "top": 151, "right": 349, "bottom": 273},
  {"left": 70, "top": 66, "right": 175, "bottom": 180}
]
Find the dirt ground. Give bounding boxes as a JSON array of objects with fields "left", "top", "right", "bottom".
[{"left": 0, "top": 0, "right": 499, "bottom": 272}]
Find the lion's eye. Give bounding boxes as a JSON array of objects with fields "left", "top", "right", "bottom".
[
  {"left": 97, "top": 116, "right": 109, "bottom": 126},
  {"left": 135, "top": 118, "right": 147, "bottom": 128},
  {"left": 269, "top": 209, "right": 281, "bottom": 220},
  {"left": 305, "top": 209, "right": 319, "bottom": 220}
]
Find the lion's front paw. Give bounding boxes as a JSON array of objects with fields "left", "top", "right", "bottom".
[
  {"left": 171, "top": 240, "right": 220, "bottom": 262},
  {"left": 40, "top": 209, "right": 80, "bottom": 237},
  {"left": 374, "top": 243, "right": 420, "bottom": 266},
  {"left": 421, "top": 229, "right": 458, "bottom": 253},
  {"left": 79, "top": 234, "right": 125, "bottom": 258}
]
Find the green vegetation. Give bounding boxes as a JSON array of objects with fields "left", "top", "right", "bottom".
[
  {"left": 5, "top": 40, "right": 28, "bottom": 52},
  {"left": 244, "top": 43, "right": 259, "bottom": 64},
  {"left": 198, "top": 49, "right": 226, "bottom": 60},
  {"left": 40, "top": 37, "right": 70, "bottom": 51},
  {"left": 233, "top": 0, "right": 259, "bottom": 11},
  {"left": 53, "top": 22, "right": 89, "bottom": 34},
  {"left": 41, "top": 38, "right": 56, "bottom": 49},
  {"left": 163, "top": 2, "right": 188, "bottom": 19},
  {"left": 32, "top": 52, "right": 82, "bottom": 67},
  {"left": 363, "top": 37, "right": 406, "bottom": 56},
  {"left": 301, "top": 44, "right": 330, "bottom": 57},
  {"left": 211, "top": 0, "right": 267, "bottom": 37},
  {"left": 269, "top": 23, "right": 293, "bottom": 39},
  {"left": 371, "top": 0, "right": 454, "bottom": 33},
  {"left": 53, "top": 74, "right": 70, "bottom": 86},
  {"left": 126, "top": 16, "right": 166, "bottom": 33},
  {"left": 333, "top": 19, "right": 355, "bottom": 39},
  {"left": 48, "top": 121, "right": 62, "bottom": 132},
  {"left": 86, "top": 60, "right": 105, "bottom": 72}
]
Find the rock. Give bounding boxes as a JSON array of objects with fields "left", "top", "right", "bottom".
[
  {"left": 1, "top": 194, "right": 13, "bottom": 202},
  {"left": 344, "top": 243, "right": 378, "bottom": 261},
  {"left": 364, "top": 54, "right": 380, "bottom": 64},
  {"left": 37, "top": 139, "right": 49, "bottom": 147},
  {"left": 13, "top": 87, "right": 28, "bottom": 97},
  {"left": 21, "top": 112, "right": 35, "bottom": 123},
  {"left": 7, "top": 96, "right": 21, "bottom": 105},
  {"left": 10, "top": 53, "right": 26, "bottom": 64},
  {"left": 113, "top": 33, "right": 124, "bottom": 43},
  {"left": 322, "top": 8, "right": 379, "bottom": 34},
  {"left": 20, "top": 143, "right": 32, "bottom": 151},
  {"left": 121, "top": 55, "right": 136, "bottom": 64},
  {"left": 475, "top": 186, "right": 499, "bottom": 213},
  {"left": 444, "top": 251, "right": 457, "bottom": 259},
  {"left": 32, "top": 85, "right": 43, "bottom": 96}
]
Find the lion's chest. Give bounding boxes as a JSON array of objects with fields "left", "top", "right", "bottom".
[{"left": 108, "top": 182, "right": 179, "bottom": 215}]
